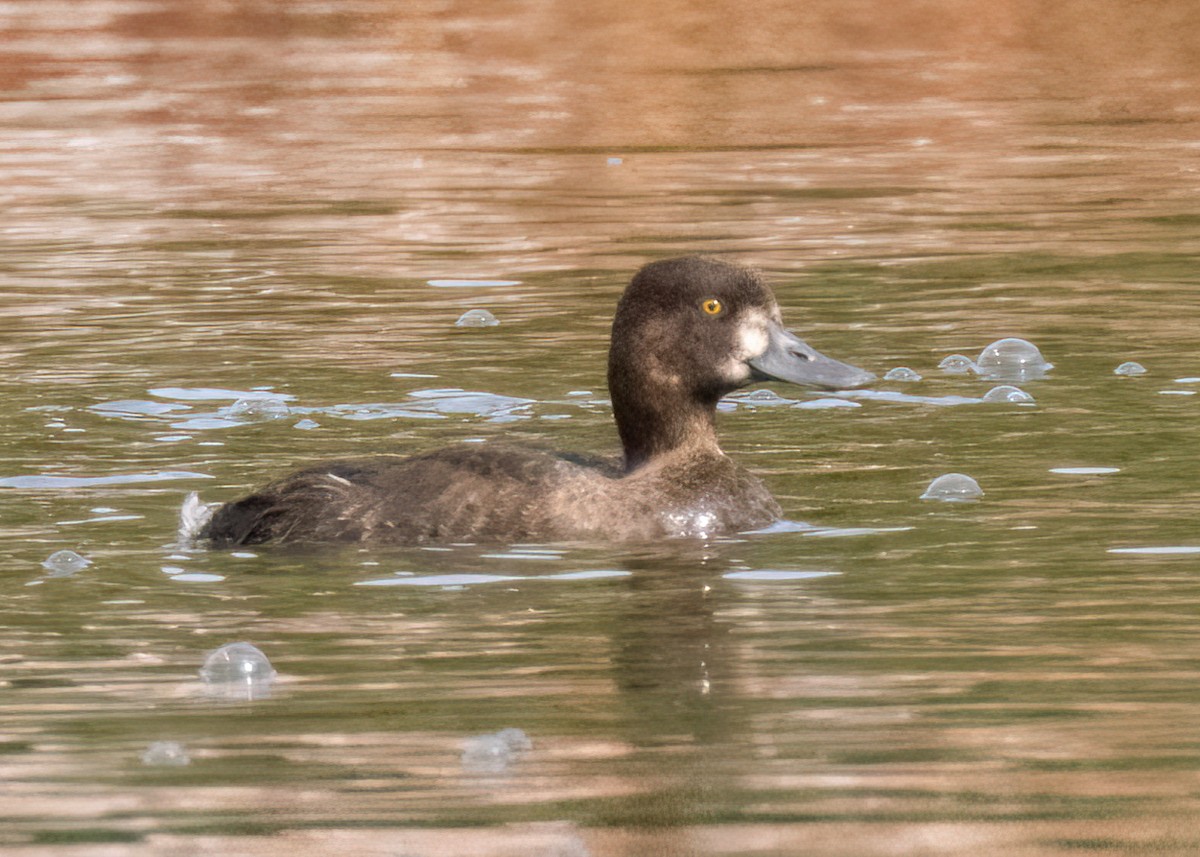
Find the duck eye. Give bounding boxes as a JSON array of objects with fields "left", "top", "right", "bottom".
[{"left": 701, "top": 298, "right": 724, "bottom": 316}]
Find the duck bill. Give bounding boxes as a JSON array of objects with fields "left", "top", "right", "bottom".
[{"left": 748, "top": 325, "right": 875, "bottom": 390}]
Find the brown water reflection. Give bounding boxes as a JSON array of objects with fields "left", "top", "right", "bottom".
[{"left": 4, "top": 1, "right": 1200, "bottom": 855}]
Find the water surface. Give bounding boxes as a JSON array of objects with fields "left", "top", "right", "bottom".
[{"left": 3, "top": 2, "right": 1200, "bottom": 855}]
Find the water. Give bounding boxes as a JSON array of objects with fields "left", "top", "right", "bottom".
[{"left": 4, "top": 2, "right": 1200, "bottom": 854}]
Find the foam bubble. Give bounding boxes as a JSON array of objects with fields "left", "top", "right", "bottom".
[
  {"left": 226, "top": 397, "right": 290, "bottom": 420},
  {"left": 975, "top": 338, "right": 1053, "bottom": 382},
  {"left": 42, "top": 549, "right": 91, "bottom": 575},
  {"left": 982, "top": 384, "right": 1035, "bottom": 404},
  {"left": 199, "top": 642, "right": 276, "bottom": 700},
  {"left": 883, "top": 367, "right": 922, "bottom": 382},
  {"left": 455, "top": 309, "right": 499, "bottom": 327},
  {"left": 141, "top": 741, "right": 190, "bottom": 767},
  {"left": 462, "top": 728, "right": 532, "bottom": 773},
  {"left": 921, "top": 473, "right": 983, "bottom": 502},
  {"left": 938, "top": 354, "right": 977, "bottom": 374}
]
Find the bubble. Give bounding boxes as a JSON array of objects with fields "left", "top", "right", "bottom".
[
  {"left": 455, "top": 309, "right": 499, "bottom": 328},
  {"left": 41, "top": 550, "right": 91, "bottom": 575},
  {"left": 462, "top": 728, "right": 532, "bottom": 773},
  {"left": 141, "top": 741, "right": 190, "bottom": 767},
  {"left": 982, "top": 384, "right": 1035, "bottom": 404},
  {"left": 495, "top": 727, "right": 533, "bottom": 752},
  {"left": 199, "top": 642, "right": 276, "bottom": 700},
  {"left": 975, "top": 338, "right": 1052, "bottom": 382},
  {"left": 883, "top": 367, "right": 922, "bottom": 382},
  {"left": 226, "top": 397, "right": 290, "bottom": 420},
  {"left": 292, "top": 418, "right": 320, "bottom": 430},
  {"left": 1114, "top": 361, "right": 1147, "bottom": 376},
  {"left": 938, "top": 354, "right": 977, "bottom": 374},
  {"left": 920, "top": 473, "right": 983, "bottom": 502}
]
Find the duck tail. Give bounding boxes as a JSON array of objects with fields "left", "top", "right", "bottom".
[{"left": 177, "top": 491, "right": 217, "bottom": 546}]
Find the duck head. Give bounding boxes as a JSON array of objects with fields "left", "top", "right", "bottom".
[{"left": 608, "top": 256, "right": 874, "bottom": 470}]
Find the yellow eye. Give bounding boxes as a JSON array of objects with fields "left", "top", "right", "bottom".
[{"left": 701, "top": 298, "right": 723, "bottom": 316}]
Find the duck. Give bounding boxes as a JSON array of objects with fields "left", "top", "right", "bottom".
[{"left": 199, "top": 256, "right": 874, "bottom": 546}]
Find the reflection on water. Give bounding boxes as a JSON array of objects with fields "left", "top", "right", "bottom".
[{"left": 4, "top": 1, "right": 1200, "bottom": 854}]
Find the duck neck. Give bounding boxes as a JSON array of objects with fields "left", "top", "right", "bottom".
[{"left": 609, "top": 370, "right": 722, "bottom": 472}]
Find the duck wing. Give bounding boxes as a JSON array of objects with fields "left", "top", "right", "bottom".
[{"left": 201, "top": 444, "right": 617, "bottom": 546}]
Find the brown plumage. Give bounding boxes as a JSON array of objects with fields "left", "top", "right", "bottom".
[{"left": 200, "top": 256, "right": 873, "bottom": 546}]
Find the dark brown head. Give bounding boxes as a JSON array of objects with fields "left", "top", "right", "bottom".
[{"left": 607, "top": 256, "right": 873, "bottom": 470}]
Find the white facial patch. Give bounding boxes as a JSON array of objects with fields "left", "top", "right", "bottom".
[
  {"left": 735, "top": 309, "right": 772, "bottom": 360},
  {"left": 720, "top": 308, "right": 771, "bottom": 383}
]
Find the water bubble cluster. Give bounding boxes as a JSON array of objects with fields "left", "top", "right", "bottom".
[
  {"left": 42, "top": 550, "right": 91, "bottom": 576},
  {"left": 975, "top": 338, "right": 1053, "bottom": 382},
  {"left": 921, "top": 473, "right": 984, "bottom": 502},
  {"left": 883, "top": 367, "right": 923, "bottom": 382},
  {"left": 199, "top": 642, "right": 276, "bottom": 700},
  {"left": 226, "top": 396, "right": 290, "bottom": 420},
  {"left": 141, "top": 741, "right": 190, "bottom": 767},
  {"left": 461, "top": 727, "right": 533, "bottom": 773},
  {"left": 455, "top": 309, "right": 499, "bottom": 328},
  {"left": 1114, "top": 361, "right": 1147, "bottom": 376}
]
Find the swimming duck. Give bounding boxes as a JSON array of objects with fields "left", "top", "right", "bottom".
[{"left": 200, "top": 256, "right": 873, "bottom": 546}]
